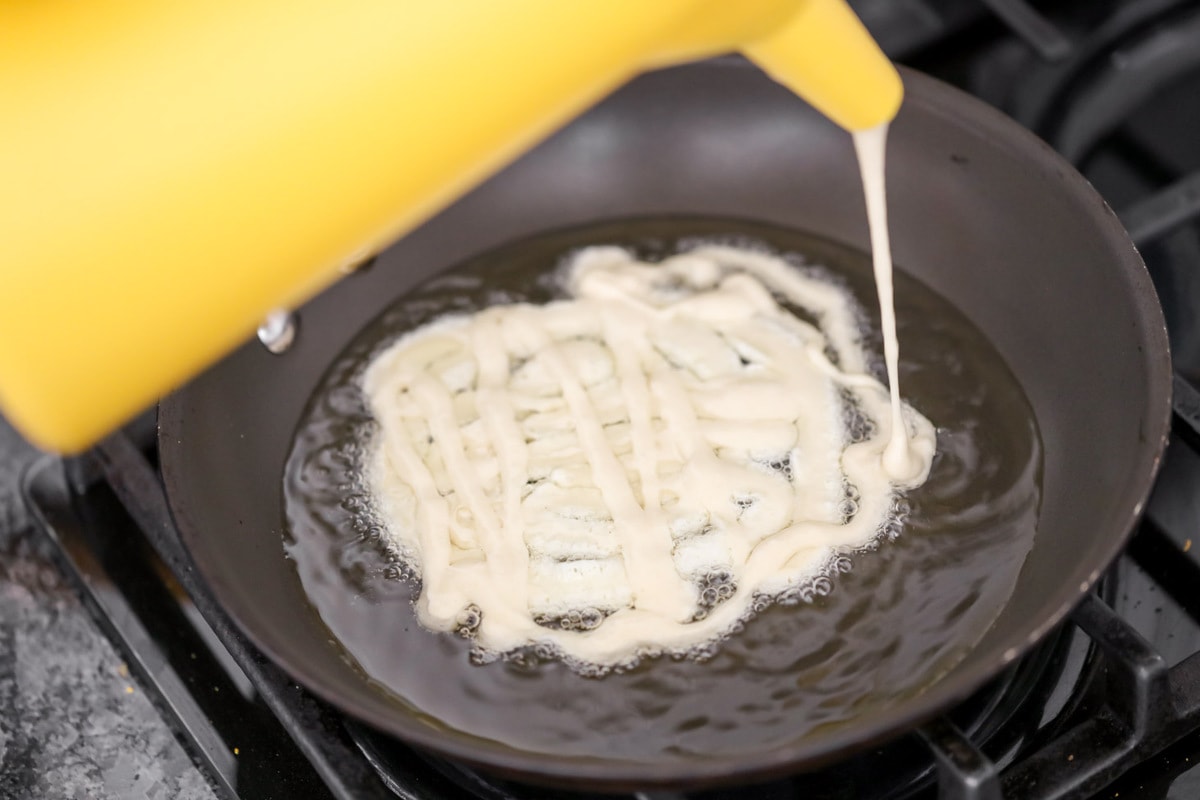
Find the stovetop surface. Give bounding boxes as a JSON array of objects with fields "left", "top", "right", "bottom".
[{"left": 0, "top": 416, "right": 215, "bottom": 800}]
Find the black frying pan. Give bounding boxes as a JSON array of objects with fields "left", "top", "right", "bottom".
[{"left": 159, "top": 62, "right": 1171, "bottom": 790}]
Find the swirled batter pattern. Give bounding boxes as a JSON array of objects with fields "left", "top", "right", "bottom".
[{"left": 363, "top": 245, "right": 935, "bottom": 666}]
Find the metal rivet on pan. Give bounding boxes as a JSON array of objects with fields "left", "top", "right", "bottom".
[{"left": 257, "top": 310, "right": 297, "bottom": 354}]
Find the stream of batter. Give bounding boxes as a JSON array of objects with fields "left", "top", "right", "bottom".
[
  {"left": 853, "top": 122, "right": 923, "bottom": 481},
  {"left": 363, "top": 140, "right": 936, "bottom": 666}
]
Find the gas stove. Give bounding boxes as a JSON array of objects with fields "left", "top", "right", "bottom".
[{"left": 9, "top": 1, "right": 1200, "bottom": 798}]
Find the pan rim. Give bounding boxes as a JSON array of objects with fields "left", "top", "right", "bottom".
[{"left": 158, "top": 62, "right": 1173, "bottom": 790}]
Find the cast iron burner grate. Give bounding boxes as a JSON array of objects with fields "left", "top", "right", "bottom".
[{"left": 16, "top": 366, "right": 1200, "bottom": 800}]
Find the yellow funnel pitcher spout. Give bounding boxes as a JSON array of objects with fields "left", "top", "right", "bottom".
[{"left": 745, "top": 0, "right": 903, "bottom": 131}]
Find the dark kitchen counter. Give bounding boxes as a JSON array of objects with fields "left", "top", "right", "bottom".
[{"left": 0, "top": 417, "right": 216, "bottom": 800}]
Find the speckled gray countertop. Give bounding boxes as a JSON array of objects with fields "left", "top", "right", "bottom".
[{"left": 0, "top": 417, "right": 217, "bottom": 800}]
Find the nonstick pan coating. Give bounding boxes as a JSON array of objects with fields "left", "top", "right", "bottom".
[{"left": 159, "top": 62, "right": 1170, "bottom": 789}]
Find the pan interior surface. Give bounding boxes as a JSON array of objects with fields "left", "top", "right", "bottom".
[
  {"left": 159, "top": 63, "right": 1170, "bottom": 788},
  {"left": 283, "top": 217, "right": 1042, "bottom": 764}
]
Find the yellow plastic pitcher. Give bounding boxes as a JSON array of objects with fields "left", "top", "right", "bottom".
[{"left": 0, "top": 0, "right": 901, "bottom": 452}]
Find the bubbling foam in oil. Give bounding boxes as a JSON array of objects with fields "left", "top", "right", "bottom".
[{"left": 362, "top": 244, "right": 936, "bottom": 667}]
